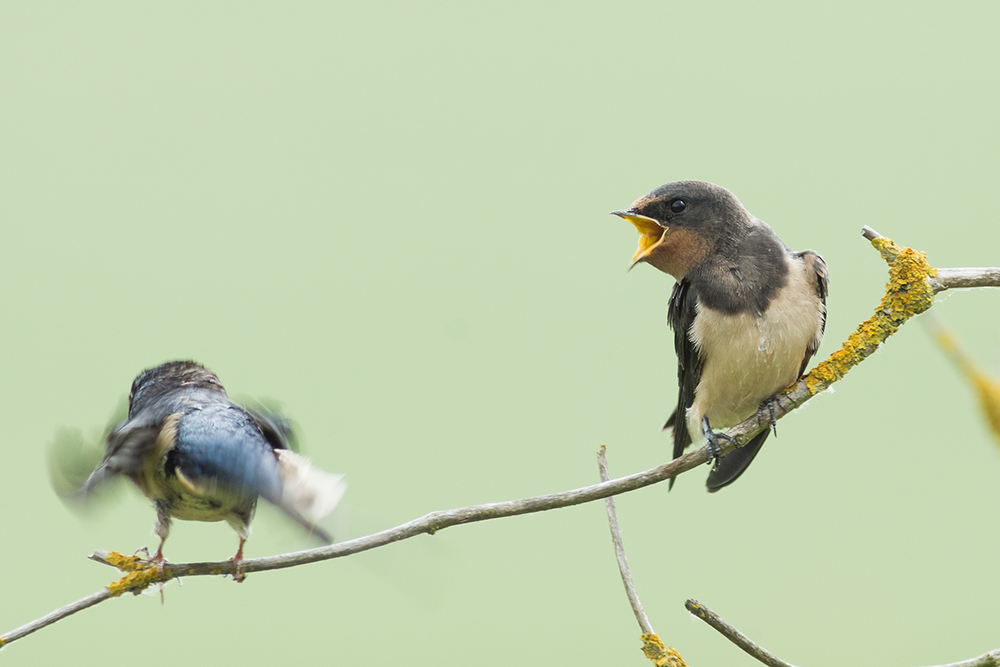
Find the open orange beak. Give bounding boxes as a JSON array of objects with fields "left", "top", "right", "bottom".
[{"left": 611, "top": 211, "right": 668, "bottom": 268}]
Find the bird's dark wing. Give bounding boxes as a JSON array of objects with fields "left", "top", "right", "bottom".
[
  {"left": 239, "top": 400, "right": 296, "bottom": 452},
  {"left": 796, "top": 249, "right": 829, "bottom": 375},
  {"left": 170, "top": 404, "right": 284, "bottom": 503},
  {"left": 666, "top": 278, "right": 704, "bottom": 489},
  {"left": 172, "top": 404, "right": 334, "bottom": 543},
  {"left": 72, "top": 394, "right": 186, "bottom": 497}
]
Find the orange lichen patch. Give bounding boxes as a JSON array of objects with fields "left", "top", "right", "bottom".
[
  {"left": 101, "top": 551, "right": 146, "bottom": 572},
  {"left": 931, "top": 323, "right": 1000, "bottom": 447},
  {"left": 640, "top": 633, "right": 687, "bottom": 667},
  {"left": 106, "top": 566, "right": 165, "bottom": 598},
  {"left": 102, "top": 550, "right": 170, "bottom": 597},
  {"left": 800, "top": 235, "right": 936, "bottom": 396}
]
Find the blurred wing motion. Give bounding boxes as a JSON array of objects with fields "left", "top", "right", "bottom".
[{"left": 53, "top": 361, "right": 346, "bottom": 574}]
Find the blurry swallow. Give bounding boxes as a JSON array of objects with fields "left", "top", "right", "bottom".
[
  {"left": 72, "top": 360, "right": 346, "bottom": 580},
  {"left": 613, "top": 181, "right": 828, "bottom": 491}
]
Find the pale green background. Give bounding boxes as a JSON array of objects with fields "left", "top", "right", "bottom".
[{"left": 2, "top": 1, "right": 999, "bottom": 665}]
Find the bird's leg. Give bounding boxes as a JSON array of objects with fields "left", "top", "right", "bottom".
[
  {"left": 150, "top": 539, "right": 167, "bottom": 568},
  {"left": 756, "top": 394, "right": 784, "bottom": 437},
  {"left": 701, "top": 416, "right": 734, "bottom": 470},
  {"left": 144, "top": 510, "right": 174, "bottom": 602},
  {"left": 229, "top": 538, "right": 247, "bottom": 583},
  {"left": 150, "top": 509, "right": 171, "bottom": 573}
]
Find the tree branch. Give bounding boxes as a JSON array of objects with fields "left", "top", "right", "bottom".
[
  {"left": 5, "top": 227, "right": 1000, "bottom": 651},
  {"left": 862, "top": 225, "right": 1000, "bottom": 293},
  {"left": 0, "top": 590, "right": 113, "bottom": 648},
  {"left": 685, "top": 599, "right": 798, "bottom": 667},
  {"left": 599, "top": 446, "right": 687, "bottom": 667},
  {"left": 686, "top": 599, "right": 1000, "bottom": 667}
]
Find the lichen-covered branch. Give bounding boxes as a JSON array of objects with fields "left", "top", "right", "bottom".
[
  {"left": 4, "top": 228, "right": 999, "bottom": 651},
  {"left": 714, "top": 226, "right": 991, "bottom": 455}
]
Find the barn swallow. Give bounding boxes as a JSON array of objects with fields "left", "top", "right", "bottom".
[
  {"left": 613, "top": 181, "right": 828, "bottom": 491},
  {"left": 74, "top": 361, "right": 346, "bottom": 580}
]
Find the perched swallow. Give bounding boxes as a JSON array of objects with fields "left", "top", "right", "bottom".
[
  {"left": 74, "top": 361, "right": 346, "bottom": 580},
  {"left": 613, "top": 181, "right": 828, "bottom": 491}
]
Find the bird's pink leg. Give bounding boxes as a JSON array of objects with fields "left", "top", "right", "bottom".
[{"left": 229, "top": 538, "right": 247, "bottom": 583}]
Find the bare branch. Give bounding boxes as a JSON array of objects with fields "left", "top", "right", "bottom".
[
  {"left": 931, "top": 267, "right": 1000, "bottom": 292},
  {"left": 598, "top": 445, "right": 654, "bottom": 636},
  {"left": 918, "top": 650, "right": 1000, "bottom": 667},
  {"left": 686, "top": 598, "right": 1000, "bottom": 667},
  {"left": 0, "top": 589, "right": 113, "bottom": 647},
  {"left": 599, "top": 447, "right": 689, "bottom": 667},
  {"left": 685, "top": 599, "right": 798, "bottom": 667},
  {"left": 96, "top": 445, "right": 707, "bottom": 580},
  {"left": 861, "top": 225, "right": 884, "bottom": 241}
]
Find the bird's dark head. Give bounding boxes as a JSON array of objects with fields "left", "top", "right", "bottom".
[
  {"left": 612, "top": 180, "right": 751, "bottom": 278},
  {"left": 128, "top": 360, "right": 225, "bottom": 418}
]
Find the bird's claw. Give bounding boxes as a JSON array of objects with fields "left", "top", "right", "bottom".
[
  {"left": 133, "top": 545, "right": 169, "bottom": 603},
  {"left": 701, "top": 417, "right": 734, "bottom": 470},
  {"left": 757, "top": 394, "right": 785, "bottom": 437}
]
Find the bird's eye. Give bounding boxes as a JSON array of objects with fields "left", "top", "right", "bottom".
[{"left": 670, "top": 199, "right": 686, "bottom": 213}]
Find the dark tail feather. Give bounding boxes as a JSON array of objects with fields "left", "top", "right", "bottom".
[
  {"left": 276, "top": 502, "right": 333, "bottom": 544},
  {"left": 664, "top": 409, "right": 678, "bottom": 490},
  {"left": 706, "top": 430, "right": 769, "bottom": 492}
]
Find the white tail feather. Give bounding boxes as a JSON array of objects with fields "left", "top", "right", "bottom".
[{"left": 276, "top": 450, "right": 347, "bottom": 524}]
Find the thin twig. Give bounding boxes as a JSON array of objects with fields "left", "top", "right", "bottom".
[
  {"left": 930, "top": 267, "right": 1000, "bottom": 293},
  {"left": 598, "top": 445, "right": 653, "bottom": 634},
  {"left": 0, "top": 589, "right": 113, "bottom": 647},
  {"left": 686, "top": 598, "right": 1000, "bottom": 667},
  {"left": 917, "top": 650, "right": 1000, "bottom": 667},
  {"left": 861, "top": 225, "right": 884, "bottom": 241},
  {"left": 599, "top": 446, "right": 687, "bottom": 667},
  {"left": 685, "top": 600, "right": 799, "bottom": 667}
]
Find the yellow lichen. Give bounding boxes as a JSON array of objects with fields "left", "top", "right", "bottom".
[
  {"left": 101, "top": 551, "right": 145, "bottom": 572},
  {"left": 102, "top": 550, "right": 170, "bottom": 597},
  {"left": 640, "top": 633, "right": 687, "bottom": 667},
  {"left": 105, "top": 568, "right": 162, "bottom": 597},
  {"left": 802, "top": 235, "right": 936, "bottom": 397}
]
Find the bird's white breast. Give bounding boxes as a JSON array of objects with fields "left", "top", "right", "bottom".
[{"left": 686, "top": 255, "right": 823, "bottom": 440}]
